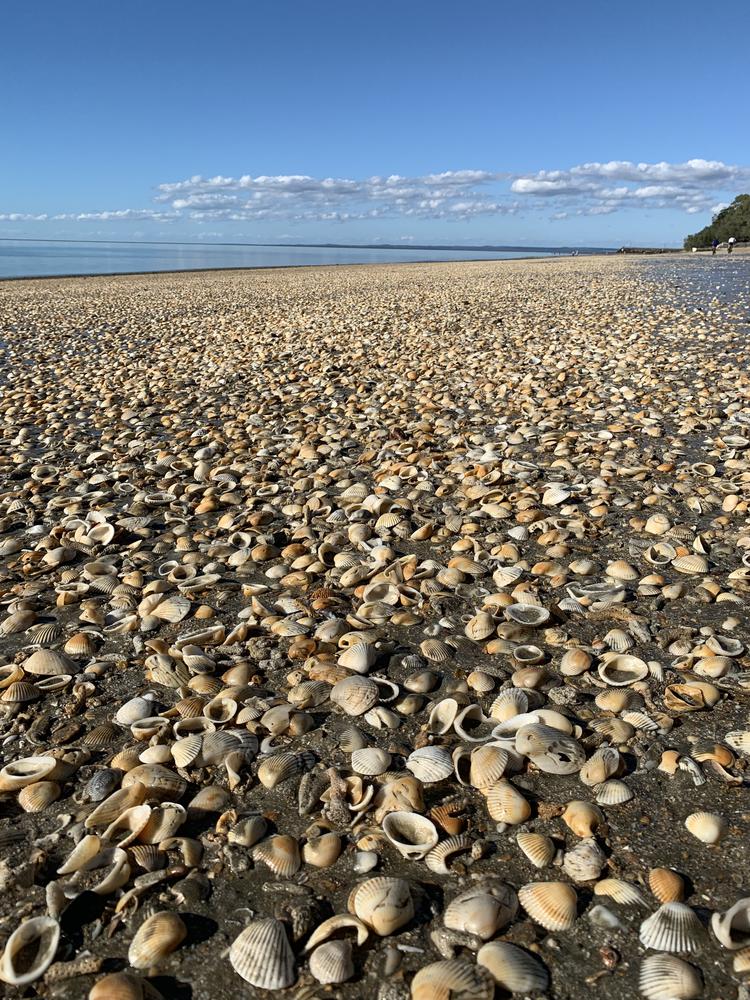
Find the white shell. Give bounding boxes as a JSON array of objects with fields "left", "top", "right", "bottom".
[
  {"left": 308, "top": 939, "right": 354, "bottom": 984},
  {"left": 711, "top": 897, "right": 750, "bottom": 950},
  {"left": 382, "top": 811, "right": 438, "bottom": 859},
  {"left": 638, "top": 954, "right": 702, "bottom": 999},
  {"left": 562, "top": 838, "right": 607, "bottom": 882},
  {"left": 405, "top": 745, "right": 453, "bottom": 783},
  {"left": 639, "top": 902, "right": 705, "bottom": 953},
  {"left": 444, "top": 884, "right": 518, "bottom": 940},
  {"left": 229, "top": 918, "right": 296, "bottom": 989},
  {"left": 0, "top": 916, "right": 60, "bottom": 986},
  {"left": 477, "top": 940, "right": 549, "bottom": 993},
  {"left": 598, "top": 654, "right": 649, "bottom": 686}
]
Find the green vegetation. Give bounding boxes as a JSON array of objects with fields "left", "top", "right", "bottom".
[{"left": 684, "top": 194, "right": 750, "bottom": 248}]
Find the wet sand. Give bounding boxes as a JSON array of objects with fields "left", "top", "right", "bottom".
[{"left": 0, "top": 255, "right": 748, "bottom": 999}]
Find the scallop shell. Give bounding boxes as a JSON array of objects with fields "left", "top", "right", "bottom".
[
  {"left": 638, "top": 954, "right": 702, "bottom": 999},
  {"left": 443, "top": 884, "right": 518, "bottom": 940},
  {"left": 518, "top": 881, "right": 578, "bottom": 931},
  {"left": 410, "top": 960, "right": 494, "bottom": 1000},
  {"left": 684, "top": 810, "right": 726, "bottom": 844},
  {"left": 128, "top": 911, "right": 186, "bottom": 969},
  {"left": 253, "top": 835, "right": 301, "bottom": 877},
  {"left": 382, "top": 811, "right": 439, "bottom": 859},
  {"left": 152, "top": 594, "right": 192, "bottom": 623},
  {"left": 649, "top": 868, "right": 687, "bottom": 903},
  {"left": 406, "top": 745, "right": 453, "bottom": 783},
  {"left": 639, "top": 902, "right": 705, "bottom": 953},
  {"left": 229, "top": 918, "right": 296, "bottom": 989},
  {"left": 516, "top": 831, "right": 556, "bottom": 868},
  {"left": 27, "top": 622, "right": 64, "bottom": 645},
  {"left": 477, "top": 941, "right": 549, "bottom": 993},
  {"left": 594, "top": 779, "right": 634, "bottom": 805},
  {"left": 348, "top": 876, "right": 414, "bottom": 935},
  {"left": 1, "top": 680, "right": 41, "bottom": 703},
  {"left": 0, "top": 916, "right": 60, "bottom": 986},
  {"left": 309, "top": 939, "right": 354, "bottom": 984}
]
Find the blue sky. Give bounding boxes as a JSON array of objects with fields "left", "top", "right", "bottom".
[{"left": 2, "top": 0, "right": 748, "bottom": 247}]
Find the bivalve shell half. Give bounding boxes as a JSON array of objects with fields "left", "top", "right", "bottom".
[
  {"left": 711, "top": 897, "right": 750, "bottom": 950},
  {"left": 516, "top": 831, "right": 556, "bottom": 869},
  {"left": 639, "top": 954, "right": 702, "bottom": 999},
  {"left": 128, "top": 911, "right": 186, "bottom": 969},
  {"left": 598, "top": 654, "right": 649, "bottom": 686},
  {"left": 253, "top": 835, "right": 301, "bottom": 877},
  {"left": 639, "top": 902, "right": 705, "bottom": 953},
  {"left": 518, "top": 881, "right": 578, "bottom": 931},
  {"left": 684, "top": 810, "right": 727, "bottom": 844},
  {"left": 229, "top": 918, "right": 296, "bottom": 989},
  {"left": 406, "top": 745, "right": 453, "bottom": 783},
  {"left": 444, "top": 884, "right": 518, "bottom": 940},
  {"left": 330, "top": 675, "right": 379, "bottom": 716},
  {"left": 410, "top": 959, "right": 494, "bottom": 1000},
  {"left": 477, "top": 941, "right": 549, "bottom": 993},
  {"left": 351, "top": 747, "right": 392, "bottom": 776},
  {"left": 0, "top": 916, "right": 60, "bottom": 986},
  {"left": 382, "top": 811, "right": 438, "bottom": 859},
  {"left": 349, "top": 877, "right": 414, "bottom": 936}
]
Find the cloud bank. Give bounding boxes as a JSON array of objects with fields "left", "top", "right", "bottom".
[{"left": 2, "top": 160, "right": 746, "bottom": 229}]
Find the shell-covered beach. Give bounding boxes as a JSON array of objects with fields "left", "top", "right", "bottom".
[{"left": 0, "top": 255, "right": 749, "bottom": 999}]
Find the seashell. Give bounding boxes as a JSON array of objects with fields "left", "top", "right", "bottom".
[
  {"left": 603, "top": 627, "right": 634, "bottom": 652},
  {"left": 351, "top": 747, "right": 392, "bottom": 776},
  {"left": 424, "top": 834, "right": 472, "bottom": 874},
  {"left": 639, "top": 902, "right": 705, "bottom": 953},
  {"left": 17, "top": 780, "right": 60, "bottom": 813},
  {"left": 88, "top": 971, "right": 165, "bottom": 999},
  {"left": 484, "top": 779, "right": 531, "bottom": 825},
  {"left": 1, "top": 680, "right": 41, "bottom": 703},
  {"left": 672, "top": 554, "right": 709, "bottom": 574},
  {"left": 302, "top": 832, "right": 342, "bottom": 868},
  {"left": 229, "top": 918, "right": 296, "bottom": 989},
  {"left": 684, "top": 810, "right": 726, "bottom": 844},
  {"left": 598, "top": 654, "right": 649, "bottom": 686},
  {"left": 562, "top": 801, "right": 605, "bottom": 837},
  {"left": 171, "top": 734, "right": 204, "bottom": 769},
  {"left": 711, "top": 897, "right": 750, "bottom": 950},
  {"left": 64, "top": 630, "right": 100, "bottom": 656},
  {"left": 309, "top": 939, "right": 354, "bottom": 984},
  {"left": 516, "top": 831, "right": 556, "bottom": 868},
  {"left": 579, "top": 747, "right": 621, "bottom": 787},
  {"left": 84, "top": 721, "right": 125, "bottom": 748},
  {"left": 228, "top": 816, "right": 268, "bottom": 848},
  {"left": 406, "top": 745, "right": 453, "bottom": 783},
  {"left": 348, "top": 876, "right": 414, "bottom": 935},
  {"left": 116, "top": 696, "right": 157, "bottom": 727},
  {"left": 594, "top": 878, "right": 648, "bottom": 906},
  {"left": 382, "top": 811, "right": 439, "bottom": 859},
  {"left": 465, "top": 611, "right": 496, "bottom": 641},
  {"left": 477, "top": 941, "right": 549, "bottom": 993},
  {"left": 594, "top": 779, "right": 634, "bottom": 805},
  {"left": 138, "top": 803, "right": 187, "bottom": 843},
  {"left": 121, "top": 764, "right": 187, "bottom": 802},
  {"left": 27, "top": 622, "right": 64, "bottom": 645},
  {"left": 489, "top": 687, "right": 529, "bottom": 722},
  {"left": 304, "top": 914, "right": 369, "bottom": 951},
  {"left": 23, "top": 648, "right": 75, "bottom": 676},
  {"left": 648, "top": 868, "right": 686, "bottom": 904},
  {"left": 428, "top": 697, "right": 459, "bottom": 735},
  {"left": 86, "top": 784, "right": 147, "bottom": 827},
  {"left": 151, "top": 594, "right": 192, "bottom": 623},
  {"left": 338, "top": 641, "right": 377, "bottom": 674},
  {"left": 0, "top": 755, "right": 57, "bottom": 791},
  {"left": 560, "top": 648, "right": 592, "bottom": 676},
  {"left": 469, "top": 745, "right": 509, "bottom": 789},
  {"left": 128, "top": 911, "right": 186, "bottom": 969},
  {"left": 0, "top": 610, "right": 37, "bottom": 635},
  {"left": 638, "top": 954, "right": 702, "bottom": 999},
  {"left": 518, "top": 881, "right": 578, "bottom": 931},
  {"left": 505, "top": 603, "right": 551, "bottom": 626},
  {"left": 645, "top": 512, "right": 672, "bottom": 535},
  {"left": 253, "top": 835, "right": 301, "bottom": 877},
  {"left": 444, "top": 884, "right": 518, "bottom": 940},
  {"left": 410, "top": 959, "right": 495, "bottom": 1000},
  {"left": 515, "top": 724, "right": 585, "bottom": 774},
  {"left": 101, "top": 803, "right": 153, "bottom": 847},
  {"left": 0, "top": 915, "right": 60, "bottom": 986},
  {"left": 562, "top": 838, "right": 607, "bottom": 882},
  {"left": 330, "top": 674, "right": 379, "bottom": 716},
  {"left": 257, "top": 751, "right": 314, "bottom": 788}
]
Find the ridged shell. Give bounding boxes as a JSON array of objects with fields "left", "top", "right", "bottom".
[
  {"left": 27, "top": 622, "right": 64, "bottom": 645},
  {"left": 516, "top": 831, "right": 556, "bottom": 868},
  {"left": 649, "top": 868, "right": 686, "bottom": 903},
  {"left": 424, "top": 834, "right": 472, "bottom": 874},
  {"left": 477, "top": 941, "right": 549, "bottom": 993},
  {"left": 122, "top": 765, "right": 186, "bottom": 802},
  {"left": 85, "top": 784, "right": 147, "bottom": 827},
  {"left": 23, "top": 648, "right": 74, "bottom": 676},
  {"left": 684, "top": 810, "right": 726, "bottom": 844},
  {"left": 338, "top": 642, "right": 377, "bottom": 674},
  {"left": 579, "top": 747, "right": 621, "bottom": 787},
  {"left": 1, "top": 680, "right": 41, "bottom": 703},
  {"left": 485, "top": 779, "right": 531, "bottom": 825},
  {"left": 351, "top": 747, "right": 392, "bottom": 776},
  {"left": 0, "top": 610, "right": 36, "bottom": 636},
  {"left": 302, "top": 832, "right": 342, "bottom": 869},
  {"left": 639, "top": 954, "right": 702, "bottom": 999},
  {"left": 406, "top": 745, "right": 453, "bottom": 783},
  {"left": 88, "top": 971, "right": 165, "bottom": 999},
  {"left": 444, "top": 884, "right": 518, "bottom": 940},
  {"left": 152, "top": 595, "right": 192, "bottom": 623},
  {"left": 0, "top": 916, "right": 60, "bottom": 986},
  {"left": 518, "top": 881, "right": 578, "bottom": 931},
  {"left": 84, "top": 722, "right": 124, "bottom": 748},
  {"left": 594, "top": 878, "right": 648, "bottom": 906},
  {"left": 349, "top": 877, "right": 414, "bottom": 935},
  {"left": 505, "top": 603, "right": 551, "bottom": 626},
  {"left": 562, "top": 838, "right": 607, "bottom": 882},
  {"left": 672, "top": 554, "right": 709, "bottom": 574},
  {"left": 639, "top": 902, "right": 705, "bottom": 953},
  {"left": 229, "top": 918, "right": 296, "bottom": 989},
  {"left": 469, "top": 745, "right": 509, "bottom": 789},
  {"left": 562, "top": 801, "right": 605, "bottom": 837},
  {"left": 594, "top": 779, "right": 634, "bottom": 805},
  {"left": 128, "top": 911, "right": 186, "bottom": 969},
  {"left": 419, "top": 638, "right": 451, "bottom": 663},
  {"left": 308, "top": 940, "right": 354, "bottom": 984},
  {"left": 17, "top": 780, "right": 60, "bottom": 813},
  {"left": 257, "top": 751, "right": 314, "bottom": 788},
  {"left": 253, "top": 835, "right": 301, "bottom": 877},
  {"left": 410, "top": 959, "right": 494, "bottom": 1000},
  {"left": 330, "top": 675, "right": 379, "bottom": 716}
]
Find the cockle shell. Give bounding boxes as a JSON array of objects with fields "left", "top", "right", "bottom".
[
  {"left": 711, "top": 897, "right": 750, "bottom": 950},
  {"left": 406, "top": 745, "right": 453, "bottom": 783},
  {"left": 309, "top": 939, "right": 354, "bottom": 984},
  {"left": 351, "top": 747, "right": 392, "bottom": 776},
  {"left": 424, "top": 834, "right": 472, "bottom": 875},
  {"left": 302, "top": 832, "right": 342, "bottom": 868},
  {"left": 639, "top": 902, "right": 705, "bottom": 953},
  {"left": 594, "top": 878, "right": 648, "bottom": 906},
  {"left": 348, "top": 877, "right": 414, "bottom": 935},
  {"left": 410, "top": 959, "right": 495, "bottom": 1000},
  {"left": 562, "top": 801, "right": 605, "bottom": 837},
  {"left": 0, "top": 755, "right": 56, "bottom": 791},
  {"left": 122, "top": 764, "right": 186, "bottom": 801},
  {"left": 17, "top": 780, "right": 61, "bottom": 813},
  {"left": 253, "top": 835, "right": 301, "bottom": 876},
  {"left": 594, "top": 779, "right": 634, "bottom": 805},
  {"left": 23, "top": 648, "right": 74, "bottom": 676},
  {"left": 598, "top": 654, "right": 649, "bottom": 686},
  {"left": 518, "top": 881, "right": 578, "bottom": 931},
  {"left": 0, "top": 916, "right": 60, "bottom": 986},
  {"left": 229, "top": 918, "right": 296, "bottom": 989},
  {"left": 562, "top": 838, "right": 607, "bottom": 882},
  {"left": 85, "top": 784, "right": 147, "bottom": 828},
  {"left": 639, "top": 954, "right": 702, "bottom": 999},
  {"left": 516, "top": 831, "right": 556, "bottom": 868},
  {"left": 477, "top": 941, "right": 549, "bottom": 993},
  {"left": 330, "top": 675, "right": 379, "bottom": 715},
  {"left": 257, "top": 751, "right": 314, "bottom": 788},
  {"left": 485, "top": 779, "right": 531, "bottom": 825},
  {"left": 649, "top": 868, "right": 686, "bottom": 903},
  {"left": 128, "top": 911, "right": 186, "bottom": 969},
  {"left": 579, "top": 747, "right": 621, "bottom": 786},
  {"left": 88, "top": 971, "right": 165, "bottom": 999},
  {"left": 382, "top": 811, "right": 438, "bottom": 859},
  {"left": 444, "top": 884, "right": 518, "bottom": 940},
  {"left": 684, "top": 810, "right": 726, "bottom": 844},
  {"left": 505, "top": 603, "right": 550, "bottom": 626}
]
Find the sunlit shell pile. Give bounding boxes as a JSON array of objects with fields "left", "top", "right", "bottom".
[{"left": 0, "top": 255, "right": 748, "bottom": 998}]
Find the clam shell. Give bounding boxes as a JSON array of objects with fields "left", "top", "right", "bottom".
[
  {"left": 649, "top": 868, "right": 687, "bottom": 903},
  {"left": 253, "top": 835, "right": 301, "bottom": 877},
  {"left": 505, "top": 603, "right": 550, "bottom": 626},
  {"left": 351, "top": 747, "right": 392, "bottom": 776},
  {"left": 85, "top": 784, "right": 147, "bottom": 828},
  {"left": 257, "top": 751, "right": 314, "bottom": 788},
  {"left": 121, "top": 764, "right": 187, "bottom": 801},
  {"left": 17, "top": 780, "right": 61, "bottom": 813},
  {"left": 349, "top": 876, "right": 414, "bottom": 935},
  {"left": 88, "top": 971, "right": 165, "bottom": 999},
  {"left": 516, "top": 831, "right": 556, "bottom": 868},
  {"left": 0, "top": 916, "right": 60, "bottom": 986},
  {"left": 229, "top": 918, "right": 296, "bottom": 989},
  {"left": 0, "top": 755, "right": 56, "bottom": 791},
  {"left": 424, "top": 834, "right": 472, "bottom": 875},
  {"left": 128, "top": 911, "right": 186, "bottom": 969},
  {"left": 684, "top": 810, "right": 726, "bottom": 844},
  {"left": 562, "top": 838, "right": 607, "bottom": 882},
  {"left": 382, "top": 811, "right": 439, "bottom": 859},
  {"left": 639, "top": 902, "right": 705, "bottom": 953},
  {"left": 638, "top": 954, "right": 702, "bottom": 999},
  {"left": 406, "top": 745, "right": 453, "bottom": 783},
  {"left": 485, "top": 779, "right": 531, "bottom": 825},
  {"left": 410, "top": 959, "right": 494, "bottom": 1000},
  {"left": 477, "top": 941, "right": 549, "bottom": 993},
  {"left": 598, "top": 654, "right": 649, "bottom": 686},
  {"left": 308, "top": 940, "right": 354, "bottom": 984},
  {"left": 330, "top": 675, "right": 379, "bottom": 716},
  {"left": 444, "top": 884, "right": 518, "bottom": 940},
  {"left": 711, "top": 897, "right": 750, "bottom": 950},
  {"left": 420, "top": 638, "right": 451, "bottom": 663},
  {"left": 23, "top": 648, "right": 74, "bottom": 676},
  {"left": 594, "top": 779, "right": 634, "bottom": 805},
  {"left": 518, "top": 881, "right": 578, "bottom": 931},
  {"left": 302, "top": 832, "right": 342, "bottom": 868},
  {"left": 594, "top": 878, "right": 648, "bottom": 906},
  {"left": 562, "top": 800, "right": 605, "bottom": 837}
]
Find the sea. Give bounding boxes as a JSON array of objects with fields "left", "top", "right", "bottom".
[{"left": 0, "top": 240, "right": 611, "bottom": 280}]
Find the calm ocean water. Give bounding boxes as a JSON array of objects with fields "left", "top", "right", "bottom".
[{"left": 0, "top": 240, "right": 583, "bottom": 280}]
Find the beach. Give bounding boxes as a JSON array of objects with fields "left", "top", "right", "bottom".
[{"left": 0, "top": 254, "right": 749, "bottom": 999}]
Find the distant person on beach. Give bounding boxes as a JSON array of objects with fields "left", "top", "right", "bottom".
[
  {"left": 728, "top": 236, "right": 736, "bottom": 254},
  {"left": 712, "top": 238, "right": 719, "bottom": 255}
]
